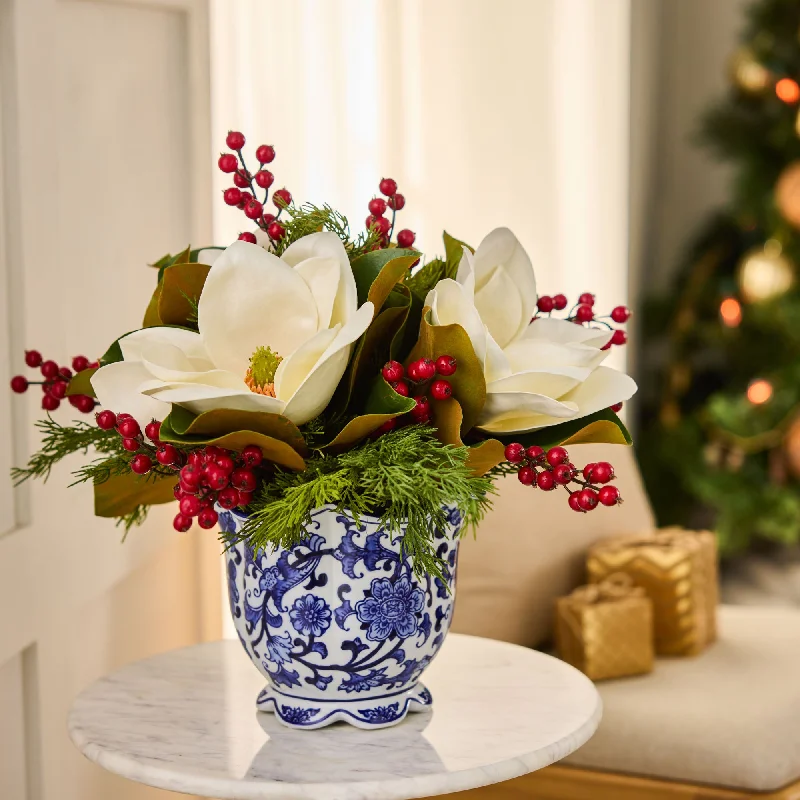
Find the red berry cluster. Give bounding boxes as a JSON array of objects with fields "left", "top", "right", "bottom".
[
  {"left": 534, "top": 293, "right": 631, "bottom": 350},
  {"left": 95, "top": 409, "right": 262, "bottom": 533},
  {"left": 503, "top": 443, "right": 621, "bottom": 513},
  {"left": 10, "top": 350, "right": 98, "bottom": 413},
  {"left": 366, "top": 178, "right": 414, "bottom": 250},
  {"left": 375, "top": 355, "right": 457, "bottom": 435},
  {"left": 217, "top": 131, "right": 291, "bottom": 244}
]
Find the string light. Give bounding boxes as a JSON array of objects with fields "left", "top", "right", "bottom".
[
  {"left": 747, "top": 379, "right": 773, "bottom": 405},
  {"left": 776, "top": 78, "right": 800, "bottom": 104},
  {"left": 719, "top": 297, "right": 742, "bottom": 327}
]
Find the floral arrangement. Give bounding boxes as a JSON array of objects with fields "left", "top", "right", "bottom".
[{"left": 10, "top": 131, "right": 636, "bottom": 578}]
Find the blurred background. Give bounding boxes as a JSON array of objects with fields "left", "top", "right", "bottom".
[{"left": 4, "top": 0, "right": 800, "bottom": 797}]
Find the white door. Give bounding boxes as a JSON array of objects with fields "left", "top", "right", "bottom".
[{"left": 0, "top": 1, "right": 221, "bottom": 798}]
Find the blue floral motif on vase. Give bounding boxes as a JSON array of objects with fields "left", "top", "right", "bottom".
[{"left": 221, "top": 504, "right": 462, "bottom": 730}]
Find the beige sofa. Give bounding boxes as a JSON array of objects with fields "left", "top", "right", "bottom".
[{"left": 446, "top": 444, "right": 800, "bottom": 799}]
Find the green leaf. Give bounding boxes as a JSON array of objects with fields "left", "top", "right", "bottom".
[
  {"left": 350, "top": 248, "right": 420, "bottom": 308},
  {"left": 364, "top": 376, "right": 417, "bottom": 416},
  {"left": 94, "top": 471, "right": 177, "bottom": 518},
  {"left": 491, "top": 409, "right": 632, "bottom": 450},
  {"left": 99, "top": 332, "right": 139, "bottom": 365},
  {"left": 157, "top": 262, "right": 209, "bottom": 327},
  {"left": 66, "top": 368, "right": 98, "bottom": 398},
  {"left": 443, "top": 231, "right": 473, "bottom": 276},
  {"left": 404, "top": 258, "right": 447, "bottom": 303},
  {"left": 323, "top": 412, "right": 408, "bottom": 452}
]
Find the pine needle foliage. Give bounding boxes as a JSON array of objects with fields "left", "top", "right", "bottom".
[{"left": 225, "top": 425, "right": 496, "bottom": 582}]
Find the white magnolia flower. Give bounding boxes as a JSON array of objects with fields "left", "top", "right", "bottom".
[
  {"left": 92, "top": 233, "right": 374, "bottom": 427},
  {"left": 425, "top": 228, "right": 636, "bottom": 434}
]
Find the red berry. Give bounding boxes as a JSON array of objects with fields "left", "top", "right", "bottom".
[
  {"left": 117, "top": 417, "right": 140, "bottom": 438},
  {"left": 25, "top": 350, "right": 43, "bottom": 367},
  {"left": 366, "top": 215, "right": 390, "bottom": 235},
  {"left": 241, "top": 444, "right": 263, "bottom": 467},
  {"left": 391, "top": 380, "right": 410, "bottom": 397},
  {"left": 575, "top": 304, "right": 594, "bottom": 323},
  {"left": 273, "top": 188, "right": 292, "bottom": 208},
  {"left": 382, "top": 360, "right": 404, "bottom": 383},
  {"left": 537, "top": 295, "right": 555, "bottom": 313},
  {"left": 611, "top": 305, "right": 630, "bottom": 324},
  {"left": 369, "top": 197, "right": 387, "bottom": 216},
  {"left": 145, "top": 420, "right": 161, "bottom": 442},
  {"left": 48, "top": 380, "right": 67, "bottom": 399},
  {"left": 68, "top": 394, "right": 84, "bottom": 407},
  {"left": 89, "top": 361, "right": 99, "bottom": 369},
  {"left": 577, "top": 488, "right": 599, "bottom": 511},
  {"left": 206, "top": 465, "right": 229, "bottom": 490},
  {"left": 234, "top": 169, "right": 252, "bottom": 188},
  {"left": 256, "top": 144, "right": 275, "bottom": 163},
  {"left": 373, "top": 418, "right": 397, "bottom": 437},
  {"left": 216, "top": 455, "right": 235, "bottom": 473},
  {"left": 226, "top": 131, "right": 245, "bottom": 150},
  {"left": 518, "top": 466, "right": 536, "bottom": 485},
  {"left": 387, "top": 193, "right": 405, "bottom": 210},
  {"left": 546, "top": 446, "right": 569, "bottom": 466},
  {"left": 75, "top": 395, "right": 95, "bottom": 413},
  {"left": 261, "top": 213, "right": 276, "bottom": 228},
  {"left": 255, "top": 170, "right": 274, "bottom": 189},
  {"left": 244, "top": 199, "right": 264, "bottom": 220},
  {"left": 10, "top": 375, "right": 28, "bottom": 393},
  {"left": 598, "top": 485, "right": 621, "bottom": 506},
  {"left": 526, "top": 445, "right": 545, "bottom": 462},
  {"left": 218, "top": 153, "right": 238, "bottom": 173},
  {"left": 553, "top": 294, "right": 568, "bottom": 311},
  {"left": 238, "top": 491, "right": 253, "bottom": 507},
  {"left": 223, "top": 187, "right": 242, "bottom": 206},
  {"left": 130, "top": 454, "right": 152, "bottom": 475},
  {"left": 579, "top": 292, "right": 595, "bottom": 306},
  {"left": 569, "top": 493, "right": 584, "bottom": 513},
  {"left": 408, "top": 358, "right": 436, "bottom": 382},
  {"left": 267, "top": 221, "right": 285, "bottom": 240},
  {"left": 410, "top": 395, "right": 430, "bottom": 421},
  {"left": 173, "top": 513, "right": 193, "bottom": 533},
  {"left": 504, "top": 443, "right": 525, "bottom": 464},
  {"left": 40, "top": 360, "right": 59, "bottom": 379},
  {"left": 537, "top": 471, "right": 556, "bottom": 491},
  {"left": 379, "top": 178, "right": 398, "bottom": 196},
  {"left": 59, "top": 366, "right": 72, "bottom": 380},
  {"left": 238, "top": 231, "right": 257, "bottom": 244},
  {"left": 231, "top": 468, "right": 257, "bottom": 492},
  {"left": 156, "top": 444, "right": 179, "bottom": 466},
  {"left": 122, "top": 438, "right": 140, "bottom": 452},
  {"left": 553, "top": 464, "right": 574, "bottom": 484},
  {"left": 180, "top": 464, "right": 202, "bottom": 486},
  {"left": 611, "top": 402, "right": 623, "bottom": 413},
  {"left": 396, "top": 229, "right": 415, "bottom": 248},
  {"left": 198, "top": 508, "right": 219, "bottom": 529},
  {"left": 430, "top": 379, "right": 452, "bottom": 401},
  {"left": 591, "top": 461, "right": 615, "bottom": 484},
  {"left": 218, "top": 487, "right": 241, "bottom": 509},
  {"left": 96, "top": 410, "right": 117, "bottom": 430},
  {"left": 435, "top": 355, "right": 457, "bottom": 376},
  {"left": 72, "top": 355, "right": 90, "bottom": 372},
  {"left": 41, "top": 395, "right": 59, "bottom": 411},
  {"left": 238, "top": 191, "right": 253, "bottom": 208},
  {"left": 180, "top": 494, "right": 202, "bottom": 517},
  {"left": 610, "top": 329, "right": 627, "bottom": 346}
]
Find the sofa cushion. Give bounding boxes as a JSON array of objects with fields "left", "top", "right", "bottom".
[
  {"left": 564, "top": 605, "right": 800, "bottom": 791},
  {"left": 451, "top": 444, "right": 654, "bottom": 648}
]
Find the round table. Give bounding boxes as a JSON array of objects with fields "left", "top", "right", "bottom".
[{"left": 68, "top": 634, "right": 601, "bottom": 800}]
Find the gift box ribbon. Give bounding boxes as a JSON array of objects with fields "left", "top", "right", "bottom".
[{"left": 567, "top": 572, "right": 646, "bottom": 606}]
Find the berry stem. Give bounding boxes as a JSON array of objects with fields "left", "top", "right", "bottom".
[{"left": 236, "top": 148, "right": 269, "bottom": 229}]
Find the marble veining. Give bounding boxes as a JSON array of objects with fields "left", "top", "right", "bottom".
[{"left": 68, "top": 634, "right": 602, "bottom": 800}]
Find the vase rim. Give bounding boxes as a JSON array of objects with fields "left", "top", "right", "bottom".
[{"left": 221, "top": 502, "right": 458, "bottom": 526}]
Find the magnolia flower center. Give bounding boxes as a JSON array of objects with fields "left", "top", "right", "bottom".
[{"left": 245, "top": 346, "right": 282, "bottom": 398}]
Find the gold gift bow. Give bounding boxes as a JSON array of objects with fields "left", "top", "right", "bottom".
[{"left": 567, "top": 572, "right": 646, "bottom": 606}]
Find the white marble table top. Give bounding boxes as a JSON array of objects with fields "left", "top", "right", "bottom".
[{"left": 68, "top": 634, "right": 601, "bottom": 800}]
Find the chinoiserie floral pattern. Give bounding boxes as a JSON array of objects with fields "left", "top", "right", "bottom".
[{"left": 222, "top": 504, "right": 462, "bottom": 730}]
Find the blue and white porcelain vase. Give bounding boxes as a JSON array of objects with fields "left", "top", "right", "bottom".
[{"left": 220, "top": 504, "right": 462, "bottom": 730}]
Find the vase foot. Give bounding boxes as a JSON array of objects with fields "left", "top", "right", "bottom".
[{"left": 255, "top": 682, "right": 433, "bottom": 730}]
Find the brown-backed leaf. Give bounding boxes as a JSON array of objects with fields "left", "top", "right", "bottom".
[
  {"left": 347, "top": 306, "right": 408, "bottom": 397},
  {"left": 142, "top": 284, "right": 163, "bottom": 327},
  {"left": 367, "top": 254, "right": 420, "bottom": 315},
  {"left": 465, "top": 438, "right": 507, "bottom": 476},
  {"left": 490, "top": 409, "right": 632, "bottom": 450},
  {"left": 560, "top": 419, "right": 631, "bottom": 446},
  {"left": 66, "top": 367, "right": 98, "bottom": 398},
  {"left": 406, "top": 307, "right": 486, "bottom": 434},
  {"left": 94, "top": 471, "right": 177, "bottom": 518},
  {"left": 324, "top": 413, "right": 405, "bottom": 452},
  {"left": 350, "top": 248, "right": 420, "bottom": 310},
  {"left": 198, "top": 431, "right": 306, "bottom": 470},
  {"left": 158, "top": 263, "right": 210, "bottom": 327},
  {"left": 429, "top": 397, "right": 464, "bottom": 446}
]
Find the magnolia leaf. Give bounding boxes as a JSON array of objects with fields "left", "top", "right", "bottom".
[
  {"left": 406, "top": 307, "right": 486, "bottom": 434},
  {"left": 350, "top": 248, "right": 420, "bottom": 308},
  {"left": 142, "top": 285, "right": 163, "bottom": 327},
  {"left": 158, "top": 263, "right": 210, "bottom": 327},
  {"left": 443, "top": 231, "right": 473, "bottom": 276},
  {"left": 429, "top": 397, "right": 464, "bottom": 446},
  {"left": 346, "top": 305, "right": 408, "bottom": 399},
  {"left": 99, "top": 331, "right": 139, "bottom": 365},
  {"left": 66, "top": 368, "right": 98, "bottom": 398},
  {"left": 490, "top": 409, "right": 632, "bottom": 450},
  {"left": 94, "top": 471, "right": 177, "bottom": 518},
  {"left": 162, "top": 406, "right": 308, "bottom": 455},
  {"left": 465, "top": 438, "right": 507, "bottom": 476},
  {"left": 364, "top": 376, "right": 417, "bottom": 416},
  {"left": 560, "top": 418, "right": 632, "bottom": 447},
  {"left": 391, "top": 288, "right": 423, "bottom": 361},
  {"left": 324, "top": 412, "right": 407, "bottom": 453}
]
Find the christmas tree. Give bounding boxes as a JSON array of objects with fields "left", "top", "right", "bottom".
[{"left": 639, "top": 0, "right": 800, "bottom": 553}]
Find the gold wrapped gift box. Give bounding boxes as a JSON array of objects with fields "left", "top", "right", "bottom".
[
  {"left": 555, "top": 574, "right": 654, "bottom": 681},
  {"left": 587, "top": 528, "right": 718, "bottom": 656}
]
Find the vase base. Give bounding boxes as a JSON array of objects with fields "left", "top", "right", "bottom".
[{"left": 256, "top": 682, "right": 433, "bottom": 730}]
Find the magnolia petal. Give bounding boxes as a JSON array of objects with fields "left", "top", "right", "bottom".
[
  {"left": 142, "top": 382, "right": 286, "bottom": 416},
  {"left": 487, "top": 366, "right": 591, "bottom": 399},
  {"left": 473, "top": 264, "right": 524, "bottom": 349},
  {"left": 198, "top": 240, "right": 318, "bottom": 376},
  {"left": 473, "top": 227, "right": 537, "bottom": 336},
  {"left": 483, "top": 328, "right": 512, "bottom": 384},
  {"left": 523, "top": 317, "right": 613, "bottom": 349},
  {"left": 456, "top": 247, "right": 476, "bottom": 296},
  {"left": 195, "top": 248, "right": 223, "bottom": 266},
  {"left": 119, "top": 327, "right": 212, "bottom": 367},
  {"left": 282, "top": 232, "right": 356, "bottom": 328},
  {"left": 558, "top": 366, "right": 638, "bottom": 418},
  {"left": 91, "top": 361, "right": 171, "bottom": 427},
  {"left": 478, "top": 389, "right": 579, "bottom": 433},
  {"left": 293, "top": 256, "right": 340, "bottom": 332},
  {"left": 273, "top": 326, "right": 340, "bottom": 401},
  {"left": 503, "top": 337, "right": 608, "bottom": 372},
  {"left": 426, "top": 279, "right": 487, "bottom": 363}
]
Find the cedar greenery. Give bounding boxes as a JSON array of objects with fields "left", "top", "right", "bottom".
[{"left": 223, "top": 425, "right": 496, "bottom": 581}]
